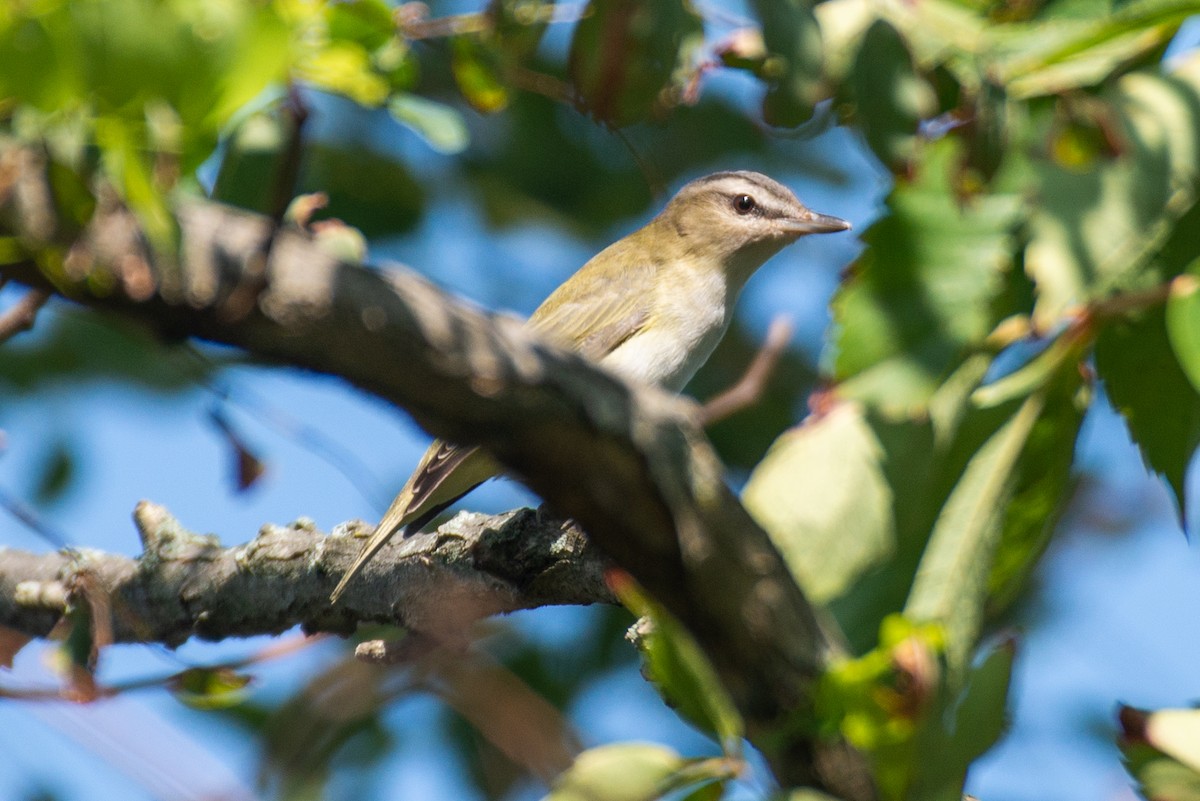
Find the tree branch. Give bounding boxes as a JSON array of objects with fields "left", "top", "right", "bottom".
[
  {"left": 0, "top": 502, "right": 611, "bottom": 647},
  {"left": 0, "top": 141, "right": 870, "bottom": 798}
]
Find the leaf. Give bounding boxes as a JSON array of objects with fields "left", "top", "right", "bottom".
[
  {"left": 832, "top": 138, "right": 1024, "bottom": 414},
  {"left": 169, "top": 667, "right": 253, "bottom": 711},
  {"left": 32, "top": 440, "right": 76, "bottom": 505},
  {"left": 904, "top": 393, "right": 1042, "bottom": 676},
  {"left": 568, "top": 0, "right": 703, "bottom": 126},
  {"left": 749, "top": 0, "right": 825, "bottom": 127},
  {"left": 1167, "top": 273, "right": 1200, "bottom": 395},
  {"left": 388, "top": 95, "right": 470, "bottom": 154},
  {"left": 1122, "top": 706, "right": 1200, "bottom": 801},
  {"left": 909, "top": 638, "right": 1015, "bottom": 801},
  {"left": 1096, "top": 304, "right": 1200, "bottom": 520},
  {"left": 850, "top": 20, "right": 936, "bottom": 173},
  {"left": 742, "top": 402, "right": 894, "bottom": 605},
  {"left": 544, "top": 743, "right": 685, "bottom": 801},
  {"left": 992, "top": 0, "right": 1195, "bottom": 99},
  {"left": 452, "top": 34, "right": 511, "bottom": 113},
  {"left": 616, "top": 578, "right": 744, "bottom": 751},
  {"left": 1025, "top": 57, "right": 1200, "bottom": 329}
]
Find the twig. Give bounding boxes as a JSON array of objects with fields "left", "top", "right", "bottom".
[
  {"left": 700, "top": 315, "right": 795, "bottom": 426},
  {"left": 0, "top": 287, "right": 50, "bottom": 343}
]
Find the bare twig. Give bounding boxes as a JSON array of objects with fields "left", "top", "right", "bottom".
[
  {"left": 0, "top": 287, "right": 50, "bottom": 343},
  {"left": 700, "top": 315, "right": 795, "bottom": 426}
]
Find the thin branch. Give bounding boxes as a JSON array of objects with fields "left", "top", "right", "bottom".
[
  {"left": 0, "top": 286, "right": 50, "bottom": 343},
  {"left": 0, "top": 502, "right": 614, "bottom": 647},
  {"left": 701, "top": 314, "right": 795, "bottom": 426}
]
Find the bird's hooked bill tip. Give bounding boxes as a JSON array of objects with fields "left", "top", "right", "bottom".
[{"left": 784, "top": 211, "right": 852, "bottom": 235}]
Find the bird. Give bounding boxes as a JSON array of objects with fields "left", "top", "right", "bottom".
[{"left": 330, "top": 170, "right": 851, "bottom": 603}]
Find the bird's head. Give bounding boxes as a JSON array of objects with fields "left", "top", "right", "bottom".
[{"left": 655, "top": 171, "right": 851, "bottom": 279}]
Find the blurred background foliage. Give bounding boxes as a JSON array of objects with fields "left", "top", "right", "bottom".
[{"left": 4, "top": 0, "right": 1200, "bottom": 799}]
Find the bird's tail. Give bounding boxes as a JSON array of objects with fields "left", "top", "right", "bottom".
[{"left": 329, "top": 519, "right": 403, "bottom": 604}]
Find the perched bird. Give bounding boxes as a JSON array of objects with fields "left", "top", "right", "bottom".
[{"left": 331, "top": 171, "right": 850, "bottom": 603}]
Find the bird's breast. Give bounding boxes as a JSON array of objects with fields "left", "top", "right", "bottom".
[{"left": 601, "top": 267, "right": 732, "bottom": 392}]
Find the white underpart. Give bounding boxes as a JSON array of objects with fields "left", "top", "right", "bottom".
[{"left": 601, "top": 264, "right": 734, "bottom": 392}]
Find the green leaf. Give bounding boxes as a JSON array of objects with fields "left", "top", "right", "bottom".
[
  {"left": 1167, "top": 273, "right": 1200, "bottom": 395},
  {"left": 850, "top": 20, "right": 936, "bottom": 173},
  {"left": 452, "top": 34, "right": 511, "bottom": 113},
  {"left": 1096, "top": 304, "right": 1200, "bottom": 520},
  {"left": 388, "top": 95, "right": 470, "bottom": 155},
  {"left": 544, "top": 743, "right": 685, "bottom": 801},
  {"left": 909, "top": 638, "right": 1015, "bottom": 801},
  {"left": 616, "top": 580, "right": 744, "bottom": 751},
  {"left": 904, "top": 393, "right": 1042, "bottom": 676},
  {"left": 1025, "top": 57, "right": 1200, "bottom": 329},
  {"left": 742, "top": 402, "right": 894, "bottom": 605},
  {"left": 326, "top": 0, "right": 396, "bottom": 51},
  {"left": 749, "top": 0, "right": 825, "bottom": 127},
  {"left": 993, "top": 0, "right": 1195, "bottom": 99},
  {"left": 170, "top": 667, "right": 253, "bottom": 711},
  {"left": 1122, "top": 706, "right": 1200, "bottom": 801},
  {"left": 568, "top": 0, "right": 703, "bottom": 126},
  {"left": 832, "top": 138, "right": 1024, "bottom": 414}
]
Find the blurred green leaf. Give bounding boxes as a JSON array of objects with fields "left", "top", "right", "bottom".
[
  {"left": 490, "top": 0, "right": 552, "bottom": 61},
  {"left": 750, "top": 0, "right": 824, "bottom": 127},
  {"left": 616, "top": 579, "right": 744, "bottom": 751},
  {"left": 993, "top": 0, "right": 1194, "bottom": 98},
  {"left": 905, "top": 393, "right": 1041, "bottom": 675},
  {"left": 568, "top": 0, "right": 703, "bottom": 126},
  {"left": 326, "top": 0, "right": 396, "bottom": 51},
  {"left": 1025, "top": 56, "right": 1200, "bottom": 329},
  {"left": 170, "top": 666, "right": 253, "bottom": 711},
  {"left": 388, "top": 94, "right": 470, "bottom": 154},
  {"left": 544, "top": 743, "right": 690, "bottom": 801},
  {"left": 909, "top": 638, "right": 1014, "bottom": 801},
  {"left": 850, "top": 20, "right": 936, "bottom": 173},
  {"left": 832, "top": 138, "right": 1023, "bottom": 414},
  {"left": 985, "top": 369, "right": 1085, "bottom": 613},
  {"left": 453, "top": 34, "right": 511, "bottom": 113},
  {"left": 743, "top": 402, "right": 894, "bottom": 605},
  {"left": 32, "top": 440, "right": 76, "bottom": 505},
  {"left": 1122, "top": 706, "right": 1200, "bottom": 801},
  {"left": 1167, "top": 273, "right": 1200, "bottom": 395},
  {"left": 0, "top": 309, "right": 209, "bottom": 393},
  {"left": 1096, "top": 304, "right": 1200, "bottom": 519}
]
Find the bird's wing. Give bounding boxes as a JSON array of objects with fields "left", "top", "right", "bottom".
[
  {"left": 527, "top": 257, "right": 658, "bottom": 361},
  {"left": 330, "top": 442, "right": 499, "bottom": 603}
]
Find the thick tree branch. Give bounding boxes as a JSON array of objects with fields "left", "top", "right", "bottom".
[
  {"left": 0, "top": 503, "right": 611, "bottom": 646},
  {"left": 0, "top": 142, "right": 870, "bottom": 798}
]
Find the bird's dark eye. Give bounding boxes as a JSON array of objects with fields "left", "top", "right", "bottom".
[{"left": 733, "top": 194, "right": 757, "bottom": 214}]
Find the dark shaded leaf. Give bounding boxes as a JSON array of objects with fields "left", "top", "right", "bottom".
[
  {"left": 1096, "top": 305, "right": 1200, "bottom": 520},
  {"left": 568, "top": 0, "right": 703, "bottom": 126}
]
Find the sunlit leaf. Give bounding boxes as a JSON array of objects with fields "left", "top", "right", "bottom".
[
  {"left": 388, "top": 95, "right": 470, "bottom": 154},
  {"left": 904, "top": 394, "right": 1041, "bottom": 675},
  {"left": 170, "top": 667, "right": 253, "bottom": 710},
  {"left": 544, "top": 743, "right": 685, "bottom": 801},
  {"left": 742, "top": 402, "right": 894, "bottom": 604},
  {"left": 1167, "top": 272, "right": 1200, "bottom": 395},
  {"left": 615, "top": 577, "right": 744, "bottom": 750},
  {"left": 1122, "top": 706, "right": 1200, "bottom": 801},
  {"left": 1025, "top": 56, "right": 1200, "bottom": 329},
  {"left": 832, "top": 138, "right": 1023, "bottom": 414},
  {"left": 453, "top": 35, "right": 510, "bottom": 114}
]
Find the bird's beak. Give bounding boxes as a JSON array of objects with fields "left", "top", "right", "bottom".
[{"left": 778, "top": 209, "right": 852, "bottom": 236}]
